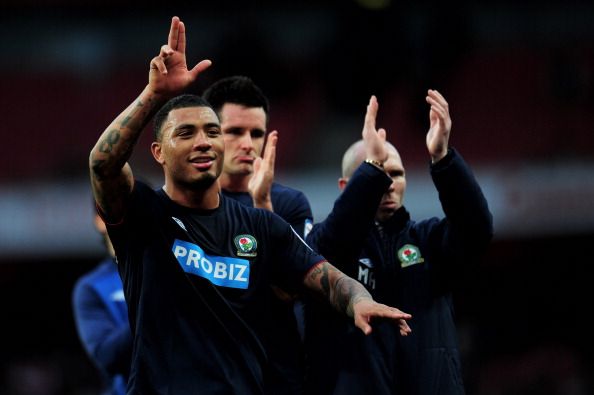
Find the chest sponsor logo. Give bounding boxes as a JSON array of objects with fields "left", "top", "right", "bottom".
[
  {"left": 397, "top": 244, "right": 425, "bottom": 268},
  {"left": 233, "top": 234, "right": 258, "bottom": 257},
  {"left": 172, "top": 239, "right": 250, "bottom": 289},
  {"left": 358, "top": 258, "right": 376, "bottom": 290}
]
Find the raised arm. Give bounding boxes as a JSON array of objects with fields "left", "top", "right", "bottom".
[
  {"left": 303, "top": 261, "right": 411, "bottom": 336},
  {"left": 425, "top": 89, "right": 493, "bottom": 252},
  {"left": 307, "top": 96, "right": 392, "bottom": 256},
  {"left": 89, "top": 16, "right": 211, "bottom": 222}
]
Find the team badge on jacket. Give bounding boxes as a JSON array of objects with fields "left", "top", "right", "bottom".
[
  {"left": 398, "top": 244, "right": 425, "bottom": 268},
  {"left": 234, "top": 234, "right": 258, "bottom": 257}
]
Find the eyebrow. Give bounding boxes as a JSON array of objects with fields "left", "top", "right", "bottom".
[{"left": 174, "top": 122, "right": 221, "bottom": 131}]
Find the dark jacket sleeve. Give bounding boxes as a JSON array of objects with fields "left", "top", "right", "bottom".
[
  {"left": 72, "top": 281, "right": 132, "bottom": 377},
  {"left": 306, "top": 162, "right": 391, "bottom": 261},
  {"left": 429, "top": 148, "right": 494, "bottom": 262}
]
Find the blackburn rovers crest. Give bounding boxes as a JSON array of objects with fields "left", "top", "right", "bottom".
[
  {"left": 234, "top": 234, "right": 258, "bottom": 257},
  {"left": 397, "top": 244, "right": 424, "bottom": 268}
]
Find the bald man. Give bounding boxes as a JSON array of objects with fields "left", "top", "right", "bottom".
[{"left": 303, "top": 91, "right": 493, "bottom": 395}]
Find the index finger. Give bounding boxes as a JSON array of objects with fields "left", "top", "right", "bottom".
[
  {"left": 375, "top": 309, "right": 412, "bottom": 321},
  {"left": 263, "top": 130, "right": 278, "bottom": 165},
  {"left": 427, "top": 89, "right": 448, "bottom": 107},
  {"left": 372, "top": 304, "right": 412, "bottom": 320},
  {"left": 364, "top": 95, "right": 378, "bottom": 133},
  {"left": 178, "top": 21, "right": 187, "bottom": 54},
  {"left": 168, "top": 16, "right": 180, "bottom": 51}
]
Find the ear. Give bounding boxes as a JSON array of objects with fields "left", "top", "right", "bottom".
[
  {"left": 93, "top": 214, "right": 107, "bottom": 234},
  {"left": 151, "top": 142, "right": 165, "bottom": 164},
  {"left": 338, "top": 177, "right": 348, "bottom": 191}
]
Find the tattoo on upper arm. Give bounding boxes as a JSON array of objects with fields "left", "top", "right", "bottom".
[
  {"left": 91, "top": 159, "right": 107, "bottom": 180},
  {"left": 92, "top": 171, "right": 131, "bottom": 220}
]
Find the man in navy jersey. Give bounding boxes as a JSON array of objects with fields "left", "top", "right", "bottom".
[
  {"left": 203, "top": 76, "right": 312, "bottom": 394},
  {"left": 89, "top": 16, "right": 411, "bottom": 394},
  {"left": 203, "top": 76, "right": 313, "bottom": 239},
  {"left": 73, "top": 213, "right": 131, "bottom": 395},
  {"left": 303, "top": 94, "right": 493, "bottom": 394}
]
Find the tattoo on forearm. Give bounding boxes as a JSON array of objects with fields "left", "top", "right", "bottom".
[
  {"left": 121, "top": 99, "right": 145, "bottom": 127},
  {"left": 332, "top": 275, "right": 352, "bottom": 313},
  {"left": 310, "top": 262, "right": 372, "bottom": 316},
  {"left": 309, "top": 265, "right": 329, "bottom": 298},
  {"left": 333, "top": 275, "right": 372, "bottom": 317},
  {"left": 98, "top": 130, "right": 120, "bottom": 154}
]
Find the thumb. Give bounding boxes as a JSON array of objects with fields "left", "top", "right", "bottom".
[
  {"left": 189, "top": 59, "right": 212, "bottom": 79},
  {"left": 377, "top": 128, "right": 387, "bottom": 142},
  {"left": 354, "top": 314, "right": 372, "bottom": 335}
]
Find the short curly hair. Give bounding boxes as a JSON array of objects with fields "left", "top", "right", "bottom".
[{"left": 153, "top": 94, "right": 215, "bottom": 141}]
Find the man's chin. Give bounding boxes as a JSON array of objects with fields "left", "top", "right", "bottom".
[
  {"left": 230, "top": 164, "right": 253, "bottom": 176},
  {"left": 188, "top": 174, "right": 218, "bottom": 190},
  {"left": 376, "top": 207, "right": 397, "bottom": 222}
]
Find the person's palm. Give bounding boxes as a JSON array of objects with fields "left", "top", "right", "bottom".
[
  {"left": 149, "top": 52, "right": 193, "bottom": 94},
  {"left": 425, "top": 90, "right": 451, "bottom": 161},
  {"left": 248, "top": 131, "right": 278, "bottom": 210}
]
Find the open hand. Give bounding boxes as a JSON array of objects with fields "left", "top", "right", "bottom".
[
  {"left": 362, "top": 95, "right": 388, "bottom": 165},
  {"left": 425, "top": 89, "right": 452, "bottom": 163},
  {"left": 353, "top": 298, "right": 412, "bottom": 336}
]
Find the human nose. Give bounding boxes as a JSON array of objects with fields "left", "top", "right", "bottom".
[
  {"left": 238, "top": 133, "right": 254, "bottom": 152},
  {"left": 193, "top": 131, "right": 212, "bottom": 151},
  {"left": 387, "top": 179, "right": 396, "bottom": 192}
]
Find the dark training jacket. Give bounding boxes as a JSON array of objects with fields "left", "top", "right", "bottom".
[{"left": 304, "top": 148, "right": 493, "bottom": 395}]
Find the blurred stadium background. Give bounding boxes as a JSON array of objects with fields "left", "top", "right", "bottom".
[{"left": 1, "top": 1, "right": 593, "bottom": 394}]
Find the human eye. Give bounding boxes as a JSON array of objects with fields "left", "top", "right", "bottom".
[
  {"left": 175, "top": 128, "right": 193, "bottom": 139},
  {"left": 224, "top": 127, "right": 242, "bottom": 136},
  {"left": 207, "top": 128, "right": 221, "bottom": 137},
  {"left": 206, "top": 124, "right": 222, "bottom": 137},
  {"left": 251, "top": 129, "right": 265, "bottom": 139}
]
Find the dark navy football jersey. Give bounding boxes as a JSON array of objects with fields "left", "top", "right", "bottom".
[
  {"left": 222, "top": 182, "right": 313, "bottom": 394},
  {"left": 221, "top": 182, "right": 313, "bottom": 239},
  {"left": 106, "top": 180, "right": 324, "bottom": 395}
]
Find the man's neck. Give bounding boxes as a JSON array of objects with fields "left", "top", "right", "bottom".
[
  {"left": 163, "top": 180, "right": 220, "bottom": 209},
  {"left": 219, "top": 172, "right": 251, "bottom": 193}
]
